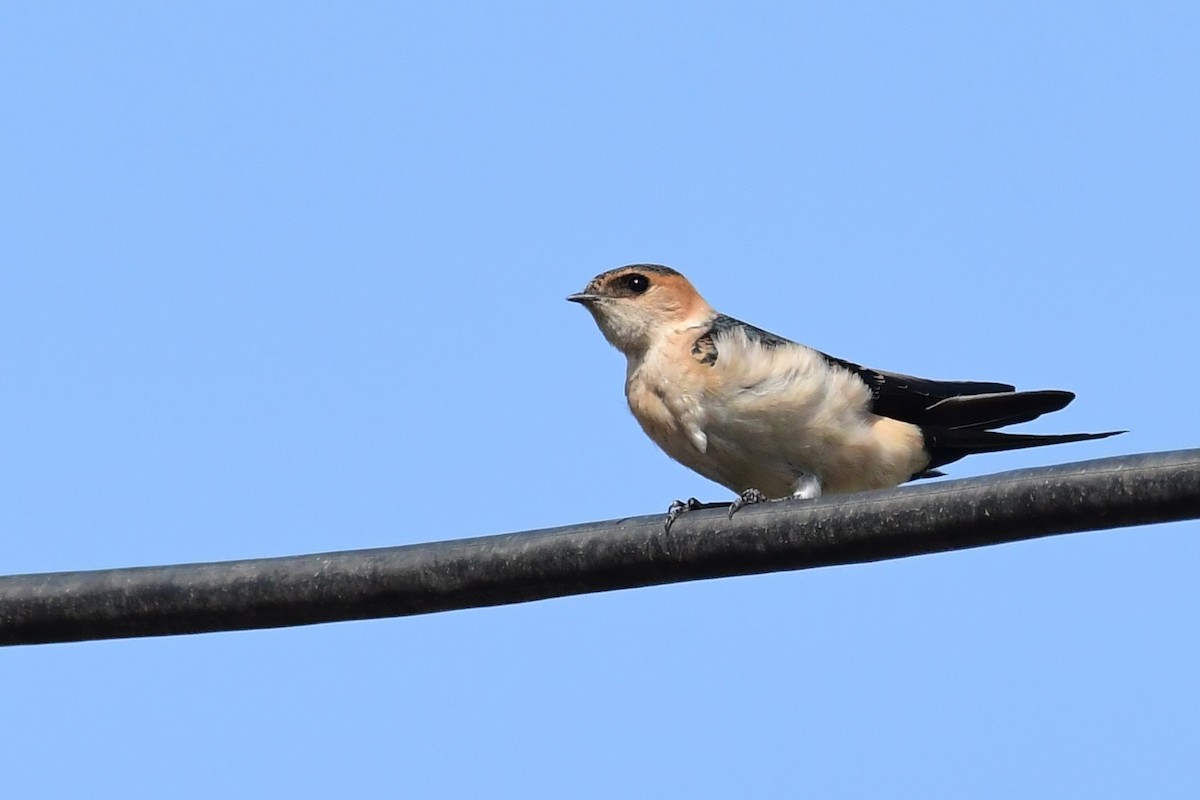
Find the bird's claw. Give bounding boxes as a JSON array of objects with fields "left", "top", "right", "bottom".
[
  {"left": 728, "top": 488, "right": 768, "bottom": 519},
  {"left": 664, "top": 497, "right": 704, "bottom": 533},
  {"left": 665, "top": 494, "right": 759, "bottom": 532}
]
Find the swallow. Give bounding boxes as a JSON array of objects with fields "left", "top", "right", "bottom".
[{"left": 567, "top": 264, "right": 1123, "bottom": 531}]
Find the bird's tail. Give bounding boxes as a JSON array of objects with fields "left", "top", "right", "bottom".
[{"left": 921, "top": 389, "right": 1124, "bottom": 470}]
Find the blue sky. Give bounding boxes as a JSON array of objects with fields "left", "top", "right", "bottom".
[{"left": 3, "top": 2, "right": 1198, "bottom": 796}]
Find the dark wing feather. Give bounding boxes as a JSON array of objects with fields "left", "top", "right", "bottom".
[
  {"left": 815, "top": 352, "right": 1016, "bottom": 425},
  {"left": 706, "top": 314, "right": 796, "bottom": 349},
  {"left": 923, "top": 390, "right": 1074, "bottom": 430},
  {"left": 704, "top": 315, "right": 1012, "bottom": 424}
]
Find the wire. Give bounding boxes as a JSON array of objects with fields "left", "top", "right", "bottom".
[{"left": 2, "top": 449, "right": 1198, "bottom": 647}]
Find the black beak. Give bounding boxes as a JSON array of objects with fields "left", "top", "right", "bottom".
[{"left": 566, "top": 293, "right": 600, "bottom": 304}]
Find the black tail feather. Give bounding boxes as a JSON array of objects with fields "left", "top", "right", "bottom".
[{"left": 924, "top": 428, "right": 1125, "bottom": 471}]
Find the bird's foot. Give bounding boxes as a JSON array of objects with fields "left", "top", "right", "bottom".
[
  {"left": 664, "top": 497, "right": 729, "bottom": 533},
  {"left": 665, "top": 497, "right": 702, "bottom": 533},
  {"left": 728, "top": 488, "right": 769, "bottom": 519}
]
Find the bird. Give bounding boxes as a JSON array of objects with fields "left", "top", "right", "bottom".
[{"left": 567, "top": 264, "right": 1123, "bottom": 531}]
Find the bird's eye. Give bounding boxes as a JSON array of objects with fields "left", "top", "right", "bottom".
[{"left": 622, "top": 274, "right": 650, "bottom": 294}]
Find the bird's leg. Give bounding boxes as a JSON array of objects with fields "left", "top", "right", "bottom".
[
  {"left": 727, "top": 488, "right": 769, "bottom": 518},
  {"left": 664, "top": 497, "right": 726, "bottom": 533}
]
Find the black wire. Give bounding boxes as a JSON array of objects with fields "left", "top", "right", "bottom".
[{"left": 2, "top": 449, "right": 1198, "bottom": 647}]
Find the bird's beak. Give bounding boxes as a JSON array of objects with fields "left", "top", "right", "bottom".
[{"left": 566, "top": 292, "right": 600, "bottom": 304}]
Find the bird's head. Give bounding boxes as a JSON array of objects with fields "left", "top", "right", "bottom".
[{"left": 567, "top": 264, "right": 710, "bottom": 357}]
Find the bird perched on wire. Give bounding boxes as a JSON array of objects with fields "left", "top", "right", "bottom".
[{"left": 567, "top": 264, "right": 1123, "bottom": 531}]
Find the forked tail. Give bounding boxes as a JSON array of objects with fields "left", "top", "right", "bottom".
[{"left": 920, "top": 389, "right": 1124, "bottom": 470}]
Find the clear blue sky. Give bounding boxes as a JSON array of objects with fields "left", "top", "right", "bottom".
[{"left": 3, "top": 3, "right": 1198, "bottom": 796}]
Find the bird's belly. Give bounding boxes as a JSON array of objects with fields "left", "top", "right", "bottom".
[
  {"left": 701, "top": 416, "right": 841, "bottom": 496},
  {"left": 701, "top": 410, "right": 925, "bottom": 497}
]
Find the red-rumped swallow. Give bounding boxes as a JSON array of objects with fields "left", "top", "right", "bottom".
[{"left": 568, "top": 264, "right": 1123, "bottom": 530}]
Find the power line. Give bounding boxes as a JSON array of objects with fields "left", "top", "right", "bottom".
[{"left": 2, "top": 449, "right": 1198, "bottom": 647}]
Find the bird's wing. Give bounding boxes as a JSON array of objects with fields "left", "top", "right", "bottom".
[
  {"left": 698, "top": 314, "right": 1122, "bottom": 474},
  {"left": 700, "top": 314, "right": 1015, "bottom": 425}
]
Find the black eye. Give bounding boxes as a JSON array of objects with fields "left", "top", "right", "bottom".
[{"left": 622, "top": 273, "right": 650, "bottom": 294}]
